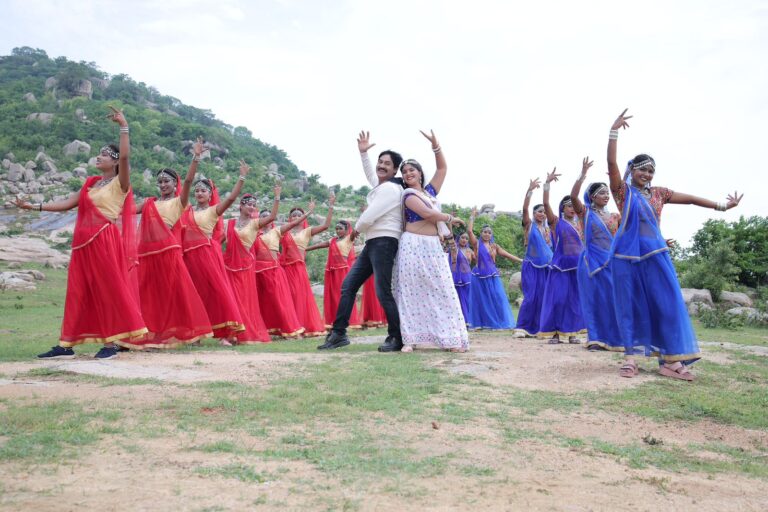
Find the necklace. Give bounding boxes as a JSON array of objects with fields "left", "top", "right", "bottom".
[
  {"left": 94, "top": 176, "right": 115, "bottom": 189},
  {"left": 193, "top": 204, "right": 208, "bottom": 212}
]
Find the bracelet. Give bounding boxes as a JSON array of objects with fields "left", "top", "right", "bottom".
[
  {"left": 543, "top": 183, "right": 550, "bottom": 191},
  {"left": 119, "top": 126, "right": 129, "bottom": 133},
  {"left": 445, "top": 214, "right": 453, "bottom": 224},
  {"left": 609, "top": 129, "right": 619, "bottom": 140},
  {"left": 525, "top": 191, "right": 533, "bottom": 198},
  {"left": 238, "top": 175, "right": 246, "bottom": 182},
  {"left": 716, "top": 202, "right": 727, "bottom": 212},
  {"left": 193, "top": 155, "right": 201, "bottom": 162},
  {"left": 432, "top": 145, "right": 442, "bottom": 154}
]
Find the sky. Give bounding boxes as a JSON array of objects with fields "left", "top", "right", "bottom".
[{"left": 2, "top": 0, "right": 766, "bottom": 245}]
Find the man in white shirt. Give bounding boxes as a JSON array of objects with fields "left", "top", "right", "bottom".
[{"left": 319, "top": 131, "right": 404, "bottom": 351}]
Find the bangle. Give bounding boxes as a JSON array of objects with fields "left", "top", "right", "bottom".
[
  {"left": 193, "top": 155, "right": 201, "bottom": 162},
  {"left": 432, "top": 145, "right": 442, "bottom": 154},
  {"left": 525, "top": 191, "right": 533, "bottom": 198},
  {"left": 445, "top": 214, "right": 453, "bottom": 224},
  {"left": 543, "top": 183, "right": 550, "bottom": 191},
  {"left": 238, "top": 175, "right": 246, "bottom": 182},
  {"left": 609, "top": 129, "right": 619, "bottom": 140},
  {"left": 716, "top": 202, "right": 727, "bottom": 212},
  {"left": 119, "top": 126, "right": 129, "bottom": 133}
]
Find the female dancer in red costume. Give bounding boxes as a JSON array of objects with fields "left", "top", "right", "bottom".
[
  {"left": 131, "top": 137, "right": 212, "bottom": 348},
  {"left": 361, "top": 277, "right": 388, "bottom": 327},
  {"left": 253, "top": 204, "right": 314, "bottom": 337},
  {"left": 181, "top": 162, "right": 249, "bottom": 340},
  {"left": 221, "top": 183, "right": 282, "bottom": 345},
  {"left": 279, "top": 196, "right": 335, "bottom": 336},
  {"left": 306, "top": 219, "right": 363, "bottom": 330},
  {"left": 16, "top": 107, "right": 147, "bottom": 359}
]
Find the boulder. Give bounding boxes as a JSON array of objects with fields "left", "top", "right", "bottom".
[
  {"left": 7, "top": 163, "right": 24, "bottom": 182},
  {"left": 479, "top": 203, "right": 495, "bottom": 214},
  {"left": 725, "top": 307, "right": 766, "bottom": 321},
  {"left": 508, "top": 271, "right": 522, "bottom": 291},
  {"left": 23, "top": 168, "right": 36, "bottom": 182},
  {"left": 73, "top": 79, "right": 93, "bottom": 99},
  {"left": 63, "top": 140, "right": 91, "bottom": 157},
  {"left": 24, "top": 160, "right": 37, "bottom": 170},
  {"left": 26, "top": 113, "right": 55, "bottom": 124},
  {"left": 35, "top": 151, "right": 52, "bottom": 163},
  {"left": 0, "top": 272, "right": 37, "bottom": 291},
  {"left": 5, "top": 152, "right": 16, "bottom": 162},
  {"left": 51, "top": 171, "right": 73, "bottom": 182},
  {"left": 41, "top": 160, "right": 58, "bottom": 173},
  {"left": 26, "top": 181, "right": 41, "bottom": 193},
  {"left": 75, "top": 108, "right": 87, "bottom": 122},
  {"left": 0, "top": 236, "right": 70, "bottom": 267},
  {"left": 680, "top": 288, "right": 714, "bottom": 306},
  {"left": 23, "top": 92, "right": 37, "bottom": 102},
  {"left": 688, "top": 302, "right": 713, "bottom": 316},
  {"left": 73, "top": 167, "right": 88, "bottom": 178},
  {"left": 152, "top": 145, "right": 176, "bottom": 161},
  {"left": 87, "top": 157, "right": 99, "bottom": 167},
  {"left": 267, "top": 163, "right": 280, "bottom": 176},
  {"left": 44, "top": 77, "right": 58, "bottom": 90},
  {"left": 719, "top": 291, "right": 753, "bottom": 308},
  {"left": 213, "top": 156, "right": 225, "bottom": 166},
  {"left": 142, "top": 169, "right": 152, "bottom": 183},
  {"left": 90, "top": 77, "right": 110, "bottom": 90},
  {"left": 2, "top": 159, "right": 10, "bottom": 169},
  {"left": 6, "top": 183, "right": 20, "bottom": 194},
  {"left": 29, "top": 193, "right": 45, "bottom": 203}
]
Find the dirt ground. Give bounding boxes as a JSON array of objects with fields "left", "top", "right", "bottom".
[{"left": 1, "top": 335, "right": 766, "bottom": 512}]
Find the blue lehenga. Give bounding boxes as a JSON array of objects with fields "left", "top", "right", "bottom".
[
  {"left": 576, "top": 191, "right": 623, "bottom": 350},
  {"left": 450, "top": 245, "right": 473, "bottom": 325},
  {"left": 516, "top": 223, "right": 552, "bottom": 336},
  {"left": 467, "top": 240, "right": 515, "bottom": 330},
  {"left": 610, "top": 184, "right": 700, "bottom": 363},
  {"left": 538, "top": 214, "right": 586, "bottom": 338}
]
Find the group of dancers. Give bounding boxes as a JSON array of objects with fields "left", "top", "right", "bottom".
[{"left": 14, "top": 107, "right": 743, "bottom": 380}]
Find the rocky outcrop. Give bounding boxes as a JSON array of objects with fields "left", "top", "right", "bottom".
[
  {"left": 680, "top": 288, "right": 714, "bottom": 306},
  {"left": 75, "top": 108, "right": 87, "bottom": 122},
  {"left": 7, "top": 163, "right": 24, "bottom": 182},
  {"left": 509, "top": 271, "right": 522, "bottom": 292},
  {"left": 153, "top": 145, "right": 176, "bottom": 161},
  {"left": 688, "top": 302, "right": 713, "bottom": 316},
  {"left": 719, "top": 291, "right": 753, "bottom": 308},
  {"left": 63, "top": 140, "right": 91, "bottom": 157},
  {"left": 725, "top": 307, "right": 766, "bottom": 322},
  {"left": 44, "top": 77, "right": 58, "bottom": 90},
  {"left": 72, "top": 79, "right": 93, "bottom": 99},
  {"left": 73, "top": 166, "right": 88, "bottom": 178},
  {"left": 0, "top": 269, "right": 45, "bottom": 291},
  {"left": 26, "top": 113, "right": 55, "bottom": 125},
  {"left": 23, "top": 92, "right": 37, "bottom": 102},
  {"left": 0, "top": 236, "right": 69, "bottom": 267}
]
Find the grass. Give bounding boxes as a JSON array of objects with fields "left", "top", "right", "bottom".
[
  {"left": 194, "top": 463, "right": 274, "bottom": 483},
  {"left": 692, "top": 318, "right": 768, "bottom": 347}
]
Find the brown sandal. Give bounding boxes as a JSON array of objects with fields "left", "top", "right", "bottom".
[
  {"left": 659, "top": 362, "right": 695, "bottom": 382},
  {"left": 619, "top": 360, "right": 639, "bottom": 378}
]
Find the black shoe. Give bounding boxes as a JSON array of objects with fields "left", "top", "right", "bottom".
[
  {"left": 37, "top": 346, "right": 75, "bottom": 359},
  {"left": 378, "top": 336, "right": 403, "bottom": 353},
  {"left": 116, "top": 345, "right": 130, "bottom": 352},
  {"left": 94, "top": 346, "right": 118, "bottom": 360},
  {"left": 318, "top": 331, "right": 350, "bottom": 350}
]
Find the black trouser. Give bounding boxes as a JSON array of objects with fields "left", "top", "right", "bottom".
[{"left": 332, "top": 236, "right": 401, "bottom": 340}]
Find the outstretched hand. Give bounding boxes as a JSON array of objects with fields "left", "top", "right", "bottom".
[
  {"left": 726, "top": 191, "right": 743, "bottom": 210},
  {"left": 307, "top": 199, "right": 316, "bottom": 213},
  {"left": 528, "top": 178, "right": 541, "bottom": 192},
  {"left": 273, "top": 183, "right": 282, "bottom": 198},
  {"left": 581, "top": 157, "right": 594, "bottom": 176},
  {"left": 419, "top": 129, "right": 439, "bottom": 150},
  {"left": 450, "top": 217, "right": 465, "bottom": 227},
  {"left": 238, "top": 160, "right": 250, "bottom": 176},
  {"left": 611, "top": 108, "right": 632, "bottom": 131},
  {"left": 106, "top": 105, "right": 127, "bottom": 127},
  {"left": 328, "top": 192, "right": 336, "bottom": 206},
  {"left": 193, "top": 136, "right": 207, "bottom": 158},
  {"left": 13, "top": 197, "right": 34, "bottom": 210},
  {"left": 357, "top": 131, "right": 376, "bottom": 153},
  {"left": 546, "top": 167, "right": 561, "bottom": 184}
]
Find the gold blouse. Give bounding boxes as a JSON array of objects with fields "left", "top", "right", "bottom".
[
  {"left": 291, "top": 227, "right": 313, "bottom": 250},
  {"left": 235, "top": 219, "right": 260, "bottom": 250},
  {"left": 261, "top": 228, "right": 281, "bottom": 252},
  {"left": 193, "top": 206, "right": 219, "bottom": 237},
  {"left": 337, "top": 236, "right": 353, "bottom": 258},
  {"left": 154, "top": 197, "right": 183, "bottom": 228},
  {"left": 88, "top": 177, "right": 127, "bottom": 221}
]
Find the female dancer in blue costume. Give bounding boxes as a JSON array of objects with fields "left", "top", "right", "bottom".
[
  {"left": 447, "top": 231, "right": 474, "bottom": 324},
  {"left": 570, "top": 157, "right": 623, "bottom": 354},
  {"left": 539, "top": 167, "right": 587, "bottom": 344},
  {"left": 607, "top": 109, "right": 742, "bottom": 380},
  {"left": 515, "top": 178, "right": 553, "bottom": 337},
  {"left": 466, "top": 209, "right": 522, "bottom": 330}
]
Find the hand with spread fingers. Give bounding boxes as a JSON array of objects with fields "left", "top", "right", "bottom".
[
  {"left": 13, "top": 197, "right": 34, "bottom": 210},
  {"left": 581, "top": 157, "right": 594, "bottom": 177},
  {"left": 528, "top": 178, "right": 541, "bottom": 192},
  {"left": 357, "top": 131, "right": 376, "bottom": 153},
  {"left": 420, "top": 129, "right": 439, "bottom": 150},
  {"left": 546, "top": 167, "right": 561, "bottom": 184},
  {"left": 611, "top": 108, "right": 633, "bottom": 131},
  {"left": 726, "top": 191, "right": 743, "bottom": 210},
  {"left": 273, "top": 183, "right": 282, "bottom": 199},
  {"left": 239, "top": 159, "right": 250, "bottom": 177},
  {"left": 193, "top": 136, "right": 207, "bottom": 158},
  {"left": 107, "top": 105, "right": 127, "bottom": 127}
]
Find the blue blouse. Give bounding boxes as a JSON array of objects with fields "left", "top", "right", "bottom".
[{"left": 404, "top": 184, "right": 437, "bottom": 223}]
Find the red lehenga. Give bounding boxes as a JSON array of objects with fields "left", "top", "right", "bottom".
[
  {"left": 252, "top": 230, "right": 304, "bottom": 337},
  {"left": 132, "top": 196, "right": 212, "bottom": 348},
  {"left": 362, "top": 276, "right": 387, "bottom": 327},
  {"left": 60, "top": 176, "right": 147, "bottom": 346},
  {"left": 223, "top": 219, "right": 270, "bottom": 343},
  {"left": 280, "top": 230, "right": 327, "bottom": 337},
  {"left": 323, "top": 237, "right": 361, "bottom": 329},
  {"left": 180, "top": 185, "right": 244, "bottom": 339}
]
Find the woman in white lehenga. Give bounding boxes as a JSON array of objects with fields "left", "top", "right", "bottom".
[{"left": 394, "top": 130, "right": 469, "bottom": 353}]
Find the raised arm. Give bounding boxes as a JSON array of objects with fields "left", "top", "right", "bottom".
[
  {"left": 467, "top": 207, "right": 478, "bottom": 248},
  {"left": 608, "top": 108, "right": 632, "bottom": 195},
  {"left": 358, "top": 131, "right": 378, "bottom": 187},
  {"left": 310, "top": 193, "right": 335, "bottom": 236},
  {"left": 279, "top": 200, "right": 315, "bottom": 234},
  {"left": 522, "top": 179, "right": 540, "bottom": 228},
  {"left": 107, "top": 106, "right": 131, "bottom": 193},
  {"left": 306, "top": 241, "right": 331, "bottom": 252},
  {"left": 496, "top": 245, "right": 523, "bottom": 264},
  {"left": 543, "top": 167, "right": 560, "bottom": 226},
  {"left": 403, "top": 194, "right": 465, "bottom": 228},
  {"left": 668, "top": 190, "right": 743, "bottom": 211},
  {"left": 182, "top": 136, "right": 206, "bottom": 208},
  {"left": 570, "top": 157, "right": 593, "bottom": 215},
  {"left": 422, "top": 130, "right": 447, "bottom": 193},
  {"left": 215, "top": 160, "right": 249, "bottom": 216},
  {"left": 258, "top": 183, "right": 282, "bottom": 228},
  {"left": 14, "top": 192, "right": 79, "bottom": 212}
]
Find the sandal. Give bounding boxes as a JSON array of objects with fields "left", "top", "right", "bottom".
[
  {"left": 219, "top": 339, "right": 233, "bottom": 347},
  {"left": 547, "top": 337, "right": 562, "bottom": 345},
  {"left": 659, "top": 362, "right": 695, "bottom": 382},
  {"left": 568, "top": 336, "right": 581, "bottom": 344},
  {"left": 619, "top": 360, "right": 639, "bottom": 378},
  {"left": 401, "top": 346, "right": 413, "bottom": 353}
]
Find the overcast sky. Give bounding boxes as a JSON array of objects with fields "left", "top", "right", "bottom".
[{"left": 2, "top": 0, "right": 766, "bottom": 244}]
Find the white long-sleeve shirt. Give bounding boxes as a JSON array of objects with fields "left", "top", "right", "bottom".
[{"left": 354, "top": 152, "right": 403, "bottom": 240}]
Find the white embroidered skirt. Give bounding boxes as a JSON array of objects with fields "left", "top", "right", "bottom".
[{"left": 394, "top": 232, "right": 469, "bottom": 350}]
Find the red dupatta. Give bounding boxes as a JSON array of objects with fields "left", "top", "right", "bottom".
[
  {"left": 72, "top": 175, "right": 137, "bottom": 271},
  {"left": 279, "top": 231, "right": 304, "bottom": 266},
  {"left": 180, "top": 206, "right": 211, "bottom": 253},
  {"left": 252, "top": 233, "right": 279, "bottom": 273},
  {"left": 138, "top": 197, "right": 181, "bottom": 257},
  {"left": 223, "top": 219, "right": 254, "bottom": 272}
]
